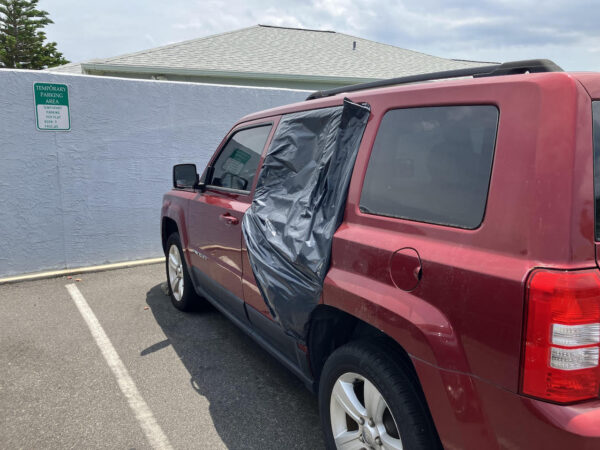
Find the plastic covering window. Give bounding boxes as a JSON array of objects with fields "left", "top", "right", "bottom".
[{"left": 242, "top": 99, "right": 370, "bottom": 340}]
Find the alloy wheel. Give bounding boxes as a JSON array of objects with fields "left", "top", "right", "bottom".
[
  {"left": 330, "top": 372, "right": 403, "bottom": 450},
  {"left": 168, "top": 244, "right": 184, "bottom": 301}
]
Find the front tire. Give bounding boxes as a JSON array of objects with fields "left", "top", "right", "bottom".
[
  {"left": 319, "top": 340, "right": 441, "bottom": 450},
  {"left": 165, "top": 232, "right": 199, "bottom": 311}
]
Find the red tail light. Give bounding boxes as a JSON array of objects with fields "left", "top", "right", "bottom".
[{"left": 522, "top": 269, "right": 600, "bottom": 403}]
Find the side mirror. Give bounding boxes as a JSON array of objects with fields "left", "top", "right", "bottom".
[{"left": 173, "top": 164, "right": 199, "bottom": 189}]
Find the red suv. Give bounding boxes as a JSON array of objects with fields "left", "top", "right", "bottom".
[{"left": 161, "top": 60, "right": 600, "bottom": 449}]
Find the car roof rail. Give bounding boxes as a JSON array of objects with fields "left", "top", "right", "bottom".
[{"left": 306, "top": 59, "right": 563, "bottom": 100}]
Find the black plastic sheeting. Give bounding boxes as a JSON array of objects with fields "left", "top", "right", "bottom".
[{"left": 242, "top": 98, "right": 370, "bottom": 340}]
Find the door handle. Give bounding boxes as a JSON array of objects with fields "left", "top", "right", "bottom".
[{"left": 219, "top": 213, "right": 239, "bottom": 225}]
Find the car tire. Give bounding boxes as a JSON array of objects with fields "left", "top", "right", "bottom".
[
  {"left": 165, "top": 232, "right": 200, "bottom": 311},
  {"left": 319, "top": 339, "right": 442, "bottom": 450}
]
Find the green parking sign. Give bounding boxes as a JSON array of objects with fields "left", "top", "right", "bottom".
[{"left": 34, "top": 82, "right": 70, "bottom": 131}]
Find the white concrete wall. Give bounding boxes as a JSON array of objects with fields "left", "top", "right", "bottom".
[{"left": 0, "top": 70, "right": 308, "bottom": 277}]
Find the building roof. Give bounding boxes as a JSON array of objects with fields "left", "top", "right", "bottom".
[
  {"left": 49, "top": 25, "right": 495, "bottom": 83},
  {"left": 46, "top": 62, "right": 83, "bottom": 74}
]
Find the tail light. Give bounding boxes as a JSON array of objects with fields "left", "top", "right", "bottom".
[{"left": 521, "top": 269, "right": 600, "bottom": 403}]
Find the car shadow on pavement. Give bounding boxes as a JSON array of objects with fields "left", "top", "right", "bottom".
[{"left": 145, "top": 284, "right": 325, "bottom": 450}]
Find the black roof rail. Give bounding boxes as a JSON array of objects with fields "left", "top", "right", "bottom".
[{"left": 306, "top": 59, "right": 563, "bottom": 100}]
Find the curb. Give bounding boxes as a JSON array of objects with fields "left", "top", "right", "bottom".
[{"left": 0, "top": 257, "right": 165, "bottom": 285}]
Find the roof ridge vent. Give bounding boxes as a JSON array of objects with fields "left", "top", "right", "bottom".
[{"left": 258, "top": 24, "right": 335, "bottom": 33}]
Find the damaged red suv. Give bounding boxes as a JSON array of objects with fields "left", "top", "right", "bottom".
[{"left": 161, "top": 60, "right": 600, "bottom": 449}]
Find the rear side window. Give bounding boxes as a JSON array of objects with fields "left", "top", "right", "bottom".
[
  {"left": 360, "top": 105, "right": 499, "bottom": 228},
  {"left": 209, "top": 124, "right": 272, "bottom": 192},
  {"left": 593, "top": 102, "right": 600, "bottom": 240}
]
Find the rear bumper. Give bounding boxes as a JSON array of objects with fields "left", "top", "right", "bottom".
[
  {"left": 476, "top": 378, "right": 600, "bottom": 449},
  {"left": 412, "top": 357, "right": 600, "bottom": 449},
  {"left": 527, "top": 397, "right": 600, "bottom": 438}
]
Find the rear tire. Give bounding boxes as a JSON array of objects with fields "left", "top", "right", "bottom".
[
  {"left": 165, "top": 232, "right": 200, "bottom": 311},
  {"left": 319, "top": 339, "right": 442, "bottom": 450}
]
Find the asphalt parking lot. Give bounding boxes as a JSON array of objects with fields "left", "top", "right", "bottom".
[{"left": 0, "top": 264, "right": 325, "bottom": 449}]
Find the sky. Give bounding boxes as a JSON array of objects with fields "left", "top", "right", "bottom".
[{"left": 38, "top": 0, "right": 600, "bottom": 71}]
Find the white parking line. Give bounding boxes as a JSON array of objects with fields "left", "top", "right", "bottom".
[{"left": 66, "top": 284, "right": 173, "bottom": 450}]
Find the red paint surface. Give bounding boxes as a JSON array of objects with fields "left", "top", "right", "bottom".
[
  {"left": 162, "top": 72, "right": 600, "bottom": 447},
  {"left": 187, "top": 188, "right": 249, "bottom": 299}
]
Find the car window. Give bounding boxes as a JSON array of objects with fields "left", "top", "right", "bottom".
[
  {"left": 360, "top": 105, "right": 498, "bottom": 229},
  {"left": 209, "top": 124, "right": 272, "bottom": 192},
  {"left": 593, "top": 101, "right": 600, "bottom": 240}
]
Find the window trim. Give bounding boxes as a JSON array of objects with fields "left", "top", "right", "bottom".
[
  {"left": 358, "top": 104, "right": 500, "bottom": 230},
  {"left": 205, "top": 122, "right": 274, "bottom": 195}
]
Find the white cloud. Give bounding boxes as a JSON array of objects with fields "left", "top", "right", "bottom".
[{"left": 39, "top": 0, "right": 600, "bottom": 70}]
